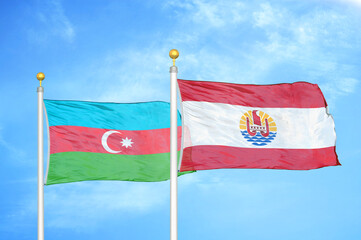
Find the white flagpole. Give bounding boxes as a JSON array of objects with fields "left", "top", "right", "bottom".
[
  {"left": 169, "top": 49, "right": 179, "bottom": 240},
  {"left": 37, "top": 72, "right": 45, "bottom": 240}
]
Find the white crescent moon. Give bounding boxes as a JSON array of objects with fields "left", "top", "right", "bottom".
[{"left": 101, "top": 130, "right": 122, "bottom": 153}]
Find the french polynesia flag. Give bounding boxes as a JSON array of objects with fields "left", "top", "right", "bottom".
[{"left": 177, "top": 79, "right": 340, "bottom": 172}]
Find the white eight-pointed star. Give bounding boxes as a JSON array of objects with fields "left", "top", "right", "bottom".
[{"left": 121, "top": 137, "right": 134, "bottom": 148}]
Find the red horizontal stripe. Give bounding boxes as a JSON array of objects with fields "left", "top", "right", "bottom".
[
  {"left": 50, "top": 125, "right": 182, "bottom": 155},
  {"left": 178, "top": 79, "right": 327, "bottom": 108},
  {"left": 180, "top": 145, "right": 340, "bottom": 171}
]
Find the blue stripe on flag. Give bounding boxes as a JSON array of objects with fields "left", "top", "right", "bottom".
[{"left": 44, "top": 99, "right": 181, "bottom": 130}]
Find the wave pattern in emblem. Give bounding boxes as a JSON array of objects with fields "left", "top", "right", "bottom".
[{"left": 241, "top": 131, "right": 277, "bottom": 146}]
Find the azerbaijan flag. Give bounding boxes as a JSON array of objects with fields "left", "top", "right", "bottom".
[{"left": 44, "top": 99, "right": 190, "bottom": 185}]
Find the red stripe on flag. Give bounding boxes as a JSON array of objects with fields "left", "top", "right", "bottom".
[
  {"left": 49, "top": 125, "right": 182, "bottom": 155},
  {"left": 178, "top": 79, "right": 327, "bottom": 108},
  {"left": 180, "top": 145, "right": 340, "bottom": 171}
]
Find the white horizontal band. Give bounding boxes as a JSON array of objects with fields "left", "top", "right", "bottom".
[{"left": 182, "top": 101, "right": 336, "bottom": 149}]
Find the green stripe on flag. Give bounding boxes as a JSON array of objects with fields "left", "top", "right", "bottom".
[{"left": 46, "top": 151, "right": 192, "bottom": 185}]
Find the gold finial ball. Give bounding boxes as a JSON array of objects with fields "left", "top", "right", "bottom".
[
  {"left": 169, "top": 49, "right": 179, "bottom": 60},
  {"left": 36, "top": 72, "right": 45, "bottom": 81}
]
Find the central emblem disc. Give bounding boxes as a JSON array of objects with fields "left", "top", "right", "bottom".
[{"left": 239, "top": 110, "right": 277, "bottom": 146}]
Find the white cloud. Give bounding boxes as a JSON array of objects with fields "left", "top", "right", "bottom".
[
  {"left": 248, "top": 3, "right": 361, "bottom": 106},
  {"left": 35, "top": 0, "right": 359, "bottom": 121},
  {"left": 29, "top": 0, "right": 75, "bottom": 43},
  {"left": 253, "top": 2, "right": 284, "bottom": 28},
  {"left": 4, "top": 173, "right": 197, "bottom": 231},
  {"left": 338, "top": 78, "right": 359, "bottom": 93},
  {"left": 0, "top": 127, "right": 26, "bottom": 161},
  {"left": 332, "top": 0, "right": 361, "bottom": 7},
  {"left": 52, "top": 1, "right": 358, "bottom": 105},
  {"left": 98, "top": 1, "right": 360, "bottom": 106},
  {"left": 165, "top": 0, "right": 246, "bottom": 28},
  {"left": 178, "top": 170, "right": 295, "bottom": 223},
  {"left": 11, "top": 181, "right": 169, "bottom": 230},
  {"left": 320, "top": 77, "right": 359, "bottom": 108},
  {"left": 92, "top": 48, "right": 172, "bottom": 103},
  {"left": 42, "top": 173, "right": 206, "bottom": 230}
]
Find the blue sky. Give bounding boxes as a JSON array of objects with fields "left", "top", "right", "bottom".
[{"left": 1, "top": 0, "right": 361, "bottom": 239}]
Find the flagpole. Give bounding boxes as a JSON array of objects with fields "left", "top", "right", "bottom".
[
  {"left": 37, "top": 72, "right": 45, "bottom": 240},
  {"left": 169, "top": 49, "right": 179, "bottom": 240}
]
